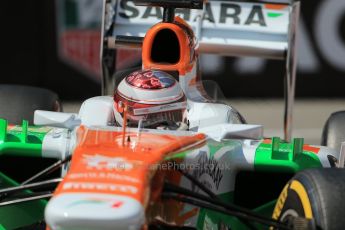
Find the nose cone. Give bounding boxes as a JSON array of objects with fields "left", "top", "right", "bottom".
[{"left": 45, "top": 193, "right": 145, "bottom": 230}]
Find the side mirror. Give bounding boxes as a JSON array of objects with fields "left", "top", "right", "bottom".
[{"left": 34, "top": 110, "right": 81, "bottom": 130}]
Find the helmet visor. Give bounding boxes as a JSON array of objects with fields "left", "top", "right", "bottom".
[{"left": 114, "top": 94, "right": 187, "bottom": 128}]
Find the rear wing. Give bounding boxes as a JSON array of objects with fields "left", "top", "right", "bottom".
[
  {"left": 100, "top": 0, "right": 301, "bottom": 141},
  {"left": 105, "top": 0, "right": 296, "bottom": 60}
]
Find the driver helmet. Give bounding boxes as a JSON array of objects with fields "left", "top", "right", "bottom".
[{"left": 114, "top": 69, "right": 187, "bottom": 128}]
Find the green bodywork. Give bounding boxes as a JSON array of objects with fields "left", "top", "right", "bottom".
[
  {"left": 168, "top": 137, "right": 323, "bottom": 230},
  {"left": 196, "top": 199, "right": 277, "bottom": 230},
  {"left": 0, "top": 119, "right": 49, "bottom": 229},
  {"left": 0, "top": 119, "right": 324, "bottom": 229},
  {"left": 0, "top": 172, "right": 46, "bottom": 229},
  {"left": 0, "top": 119, "right": 51, "bottom": 158},
  {"left": 255, "top": 137, "right": 322, "bottom": 172}
]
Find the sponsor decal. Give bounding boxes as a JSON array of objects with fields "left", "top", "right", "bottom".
[
  {"left": 112, "top": 200, "right": 124, "bottom": 208},
  {"left": 62, "top": 182, "right": 138, "bottom": 194},
  {"left": 262, "top": 139, "right": 272, "bottom": 144},
  {"left": 66, "top": 198, "right": 124, "bottom": 209},
  {"left": 67, "top": 172, "right": 140, "bottom": 183},
  {"left": 303, "top": 145, "right": 320, "bottom": 154},
  {"left": 193, "top": 151, "right": 223, "bottom": 190},
  {"left": 83, "top": 154, "right": 138, "bottom": 171},
  {"left": 264, "top": 4, "right": 287, "bottom": 18},
  {"left": 8, "top": 125, "right": 53, "bottom": 134},
  {"left": 117, "top": 0, "right": 289, "bottom": 31},
  {"left": 133, "top": 102, "right": 187, "bottom": 115},
  {"left": 262, "top": 140, "right": 320, "bottom": 154}
]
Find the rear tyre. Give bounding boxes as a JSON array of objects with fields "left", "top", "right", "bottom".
[
  {"left": 272, "top": 168, "right": 345, "bottom": 229},
  {"left": 321, "top": 111, "right": 345, "bottom": 151}
]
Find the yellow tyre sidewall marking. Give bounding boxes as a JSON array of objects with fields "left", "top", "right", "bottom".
[
  {"left": 272, "top": 183, "right": 289, "bottom": 220},
  {"left": 290, "top": 180, "right": 313, "bottom": 219},
  {"left": 272, "top": 179, "right": 313, "bottom": 226}
]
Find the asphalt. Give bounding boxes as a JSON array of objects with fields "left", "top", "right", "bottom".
[{"left": 63, "top": 99, "right": 345, "bottom": 145}]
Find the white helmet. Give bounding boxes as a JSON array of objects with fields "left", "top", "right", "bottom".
[{"left": 114, "top": 69, "right": 187, "bottom": 128}]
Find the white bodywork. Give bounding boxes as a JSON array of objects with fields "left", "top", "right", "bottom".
[
  {"left": 34, "top": 96, "right": 261, "bottom": 162},
  {"left": 45, "top": 193, "right": 145, "bottom": 230},
  {"left": 41, "top": 128, "right": 71, "bottom": 159},
  {"left": 188, "top": 101, "right": 242, "bottom": 129},
  {"left": 198, "top": 124, "right": 263, "bottom": 141},
  {"left": 340, "top": 142, "right": 345, "bottom": 168},
  {"left": 77, "top": 96, "right": 260, "bottom": 140},
  {"left": 34, "top": 110, "right": 80, "bottom": 129},
  {"left": 79, "top": 96, "right": 115, "bottom": 127}
]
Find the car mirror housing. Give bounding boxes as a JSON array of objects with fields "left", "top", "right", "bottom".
[{"left": 34, "top": 110, "right": 81, "bottom": 130}]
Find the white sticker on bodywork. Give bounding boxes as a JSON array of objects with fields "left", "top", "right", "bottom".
[
  {"left": 116, "top": 0, "right": 289, "bottom": 34},
  {"left": 133, "top": 101, "right": 187, "bottom": 115}
]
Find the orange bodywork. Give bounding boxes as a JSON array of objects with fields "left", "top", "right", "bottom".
[
  {"left": 54, "top": 126, "right": 205, "bottom": 207},
  {"left": 142, "top": 17, "right": 195, "bottom": 75}
]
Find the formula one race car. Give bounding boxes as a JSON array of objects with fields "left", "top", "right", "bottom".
[{"left": 1, "top": 0, "right": 345, "bottom": 230}]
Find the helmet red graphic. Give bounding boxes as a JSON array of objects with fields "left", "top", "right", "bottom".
[{"left": 114, "top": 70, "right": 187, "bottom": 128}]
